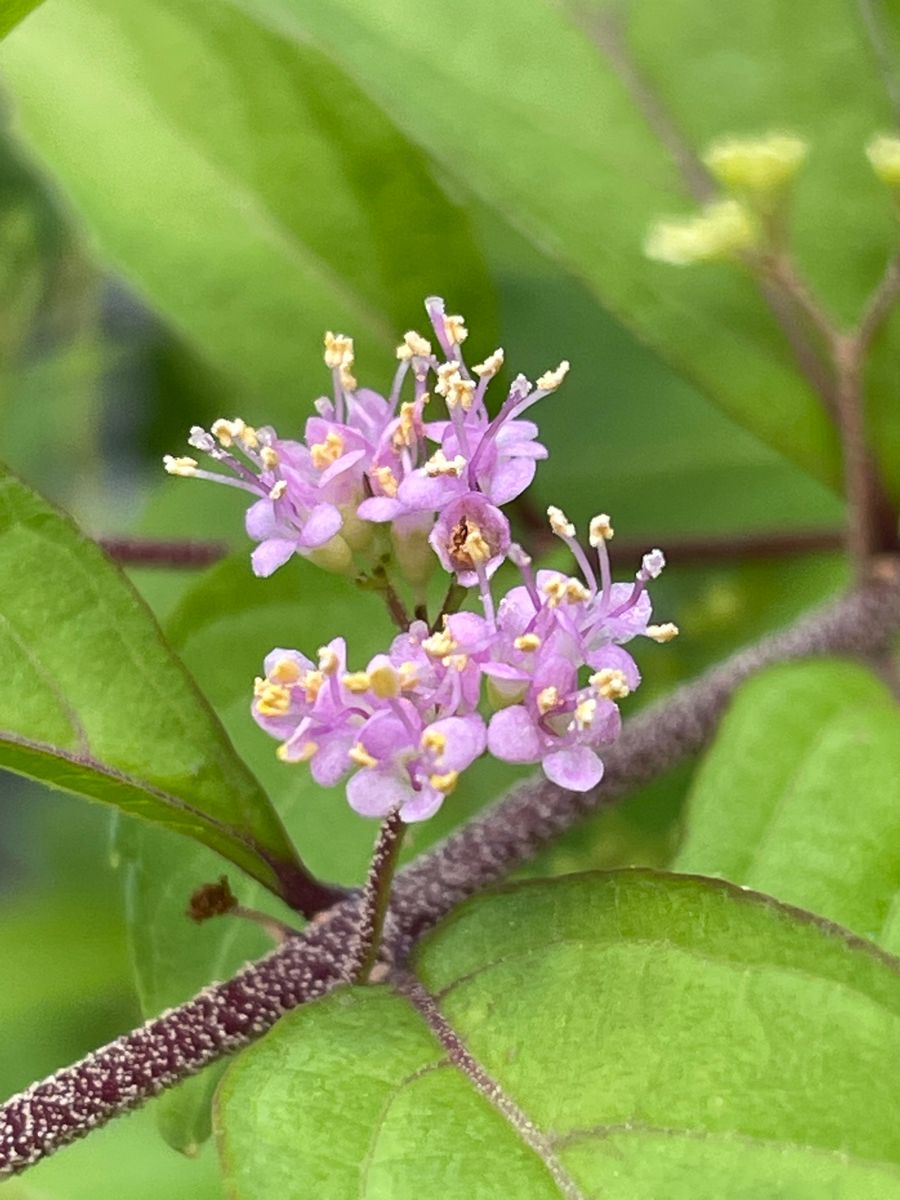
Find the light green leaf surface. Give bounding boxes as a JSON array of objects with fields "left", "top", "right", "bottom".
[
  {"left": 674, "top": 658, "right": 900, "bottom": 948},
  {"left": 0, "top": 0, "right": 495, "bottom": 406},
  {"left": 0, "top": 466, "right": 305, "bottom": 898},
  {"left": 217, "top": 870, "right": 900, "bottom": 1198},
  {"left": 0, "top": 0, "right": 42, "bottom": 39},
  {"left": 231, "top": 0, "right": 900, "bottom": 495}
]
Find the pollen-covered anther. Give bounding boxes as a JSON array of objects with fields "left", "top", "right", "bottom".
[
  {"left": 396, "top": 330, "right": 433, "bottom": 360},
  {"left": 445, "top": 376, "right": 476, "bottom": 411},
  {"left": 310, "top": 430, "right": 345, "bottom": 470},
  {"left": 421, "top": 728, "right": 448, "bottom": 757},
  {"left": 369, "top": 664, "right": 401, "bottom": 699},
  {"left": 239, "top": 425, "right": 259, "bottom": 450},
  {"left": 277, "top": 739, "right": 318, "bottom": 763},
  {"left": 260, "top": 446, "right": 280, "bottom": 470},
  {"left": 268, "top": 480, "right": 287, "bottom": 501},
  {"left": 342, "top": 671, "right": 372, "bottom": 693},
  {"left": 646, "top": 622, "right": 680, "bottom": 643},
  {"left": 435, "top": 361, "right": 462, "bottom": 397},
  {"left": 591, "top": 667, "right": 630, "bottom": 700},
  {"left": 392, "top": 401, "right": 421, "bottom": 449},
  {"left": 425, "top": 449, "right": 467, "bottom": 477},
  {"left": 350, "top": 742, "right": 378, "bottom": 768},
  {"left": 301, "top": 670, "right": 324, "bottom": 703},
  {"left": 454, "top": 519, "right": 491, "bottom": 566},
  {"left": 340, "top": 365, "right": 357, "bottom": 392},
  {"left": 571, "top": 697, "right": 598, "bottom": 731},
  {"left": 422, "top": 629, "right": 456, "bottom": 658},
  {"left": 317, "top": 646, "right": 340, "bottom": 675},
  {"left": 537, "top": 360, "right": 570, "bottom": 391},
  {"left": 324, "top": 331, "right": 355, "bottom": 370},
  {"left": 641, "top": 549, "right": 666, "bottom": 579},
  {"left": 254, "top": 681, "right": 292, "bottom": 716},
  {"left": 429, "top": 769, "right": 459, "bottom": 794},
  {"left": 211, "top": 418, "right": 247, "bottom": 447},
  {"left": 398, "top": 662, "right": 419, "bottom": 690},
  {"left": 547, "top": 505, "right": 576, "bottom": 539},
  {"left": 537, "top": 686, "right": 560, "bottom": 715},
  {"left": 163, "top": 455, "right": 198, "bottom": 477},
  {"left": 269, "top": 657, "right": 302, "bottom": 684},
  {"left": 589, "top": 513, "right": 614, "bottom": 544},
  {"left": 372, "top": 465, "right": 399, "bottom": 497},
  {"left": 444, "top": 314, "right": 468, "bottom": 344},
  {"left": 443, "top": 653, "right": 469, "bottom": 672},
  {"left": 474, "top": 348, "right": 504, "bottom": 378},
  {"left": 514, "top": 633, "right": 542, "bottom": 652}
]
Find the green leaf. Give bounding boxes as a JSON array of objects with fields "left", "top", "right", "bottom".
[
  {"left": 0, "top": 0, "right": 43, "bottom": 39},
  {"left": 0, "top": 465, "right": 306, "bottom": 899},
  {"left": 216, "top": 870, "right": 900, "bottom": 1198},
  {"left": 674, "top": 658, "right": 900, "bottom": 946},
  {"left": 229, "top": 0, "right": 900, "bottom": 495},
  {"left": 0, "top": 0, "right": 496, "bottom": 406}
]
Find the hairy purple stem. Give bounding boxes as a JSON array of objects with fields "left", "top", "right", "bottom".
[{"left": 2, "top": 562, "right": 899, "bottom": 1177}]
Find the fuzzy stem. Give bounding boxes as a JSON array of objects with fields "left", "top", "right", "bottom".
[
  {"left": 349, "top": 810, "right": 406, "bottom": 982},
  {"left": 99, "top": 536, "right": 229, "bottom": 568},
  {"left": 1, "top": 565, "right": 898, "bottom": 1177}
]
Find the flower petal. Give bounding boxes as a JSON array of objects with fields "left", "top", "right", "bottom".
[
  {"left": 298, "top": 503, "right": 343, "bottom": 548},
  {"left": 346, "top": 769, "right": 414, "bottom": 818},
  {"left": 487, "top": 705, "right": 543, "bottom": 763},
  {"left": 543, "top": 745, "right": 604, "bottom": 792},
  {"left": 251, "top": 538, "right": 296, "bottom": 577}
]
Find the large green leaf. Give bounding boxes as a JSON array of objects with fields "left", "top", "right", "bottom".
[
  {"left": 0, "top": 466, "right": 307, "bottom": 899},
  {"left": 0, "top": 0, "right": 496, "bottom": 406},
  {"left": 230, "top": 0, "right": 900, "bottom": 496},
  {"left": 217, "top": 870, "right": 900, "bottom": 1198},
  {"left": 0, "top": 0, "right": 42, "bottom": 39},
  {"left": 674, "top": 659, "right": 900, "bottom": 947}
]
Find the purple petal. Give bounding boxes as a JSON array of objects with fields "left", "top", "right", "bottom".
[
  {"left": 584, "top": 644, "right": 641, "bottom": 690},
  {"left": 358, "top": 710, "right": 415, "bottom": 761},
  {"left": 427, "top": 715, "right": 487, "bottom": 772},
  {"left": 263, "top": 647, "right": 313, "bottom": 678},
  {"left": 397, "top": 471, "right": 465, "bottom": 510},
  {"left": 487, "top": 706, "right": 543, "bottom": 764},
  {"left": 484, "top": 458, "right": 536, "bottom": 506},
  {"left": 347, "top": 769, "right": 414, "bottom": 818},
  {"left": 245, "top": 497, "right": 278, "bottom": 540},
  {"left": 310, "top": 735, "right": 354, "bottom": 787},
  {"left": 399, "top": 785, "right": 445, "bottom": 823},
  {"left": 357, "top": 496, "right": 404, "bottom": 522},
  {"left": 298, "top": 503, "right": 343, "bottom": 549},
  {"left": 251, "top": 538, "right": 296, "bottom": 577},
  {"left": 543, "top": 745, "right": 604, "bottom": 792}
]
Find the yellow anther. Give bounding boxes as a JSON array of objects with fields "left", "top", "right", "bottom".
[
  {"left": 392, "top": 401, "right": 420, "bottom": 449},
  {"left": 421, "top": 728, "right": 448, "bottom": 757},
  {"left": 425, "top": 449, "right": 467, "bottom": 477},
  {"left": 349, "top": 742, "right": 378, "bottom": 768},
  {"left": 269, "top": 480, "right": 287, "bottom": 501},
  {"left": 537, "top": 686, "right": 560, "bottom": 715},
  {"left": 543, "top": 575, "right": 588, "bottom": 608},
  {"left": 396, "top": 330, "right": 433, "bottom": 360},
  {"left": 444, "top": 314, "right": 468, "bottom": 344},
  {"left": 537, "top": 361, "right": 570, "bottom": 391},
  {"left": 435, "top": 361, "right": 461, "bottom": 396},
  {"left": 460, "top": 521, "right": 491, "bottom": 565},
  {"left": 704, "top": 133, "right": 808, "bottom": 194},
  {"left": 572, "top": 697, "right": 597, "bottom": 730},
  {"left": 591, "top": 668, "right": 630, "bottom": 700},
  {"left": 547, "top": 505, "right": 575, "bottom": 539},
  {"left": 277, "top": 738, "right": 318, "bottom": 763},
  {"left": 369, "top": 664, "right": 401, "bottom": 699},
  {"left": 340, "top": 365, "right": 357, "bottom": 392},
  {"left": 240, "top": 425, "right": 259, "bottom": 450},
  {"left": 514, "top": 633, "right": 542, "bottom": 652},
  {"left": 255, "top": 682, "right": 292, "bottom": 716},
  {"left": 301, "top": 670, "right": 324, "bottom": 703},
  {"left": 260, "top": 446, "right": 280, "bottom": 470},
  {"left": 163, "top": 455, "right": 198, "bottom": 476},
  {"left": 429, "top": 769, "right": 459, "bottom": 794},
  {"left": 398, "top": 662, "right": 419, "bottom": 690},
  {"left": 324, "top": 331, "right": 354, "bottom": 370},
  {"left": 446, "top": 376, "right": 476, "bottom": 411},
  {"left": 422, "top": 630, "right": 456, "bottom": 658},
  {"left": 310, "top": 430, "right": 345, "bottom": 470},
  {"left": 211, "top": 417, "right": 248, "bottom": 447},
  {"left": 645, "top": 199, "right": 757, "bottom": 266},
  {"left": 474, "top": 348, "right": 504, "bottom": 378},
  {"left": 269, "top": 658, "right": 302, "bottom": 685},
  {"left": 372, "top": 465, "right": 399, "bottom": 497},
  {"left": 317, "top": 645, "right": 340, "bottom": 676},
  {"left": 646, "top": 622, "right": 680, "bottom": 643},
  {"left": 589, "top": 514, "right": 614, "bottom": 545},
  {"left": 443, "top": 653, "right": 469, "bottom": 672},
  {"left": 342, "top": 671, "right": 372, "bottom": 693},
  {"left": 566, "top": 580, "right": 590, "bottom": 603}
]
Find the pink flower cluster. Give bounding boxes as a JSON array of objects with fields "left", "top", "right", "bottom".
[
  {"left": 166, "top": 297, "right": 677, "bottom": 819},
  {"left": 164, "top": 297, "right": 564, "bottom": 583},
  {"left": 251, "top": 517, "right": 676, "bottom": 819}
]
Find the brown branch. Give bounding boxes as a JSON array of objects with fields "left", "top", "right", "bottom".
[
  {"left": 99, "top": 536, "right": 228, "bottom": 569},
  {"left": 1, "top": 560, "right": 899, "bottom": 1178}
]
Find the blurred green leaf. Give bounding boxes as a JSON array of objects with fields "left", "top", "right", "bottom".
[
  {"left": 0, "top": 0, "right": 496, "bottom": 409},
  {"left": 217, "top": 870, "right": 900, "bottom": 1198},
  {"left": 0, "top": 0, "right": 43, "bottom": 40},
  {"left": 0, "top": 466, "right": 307, "bottom": 899},
  {"left": 674, "top": 658, "right": 900, "bottom": 945},
  {"left": 230, "top": 0, "right": 900, "bottom": 497}
]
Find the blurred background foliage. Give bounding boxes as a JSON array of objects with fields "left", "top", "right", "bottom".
[{"left": 1, "top": 0, "right": 897, "bottom": 1193}]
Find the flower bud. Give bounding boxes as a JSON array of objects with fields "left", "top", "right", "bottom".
[
  {"left": 644, "top": 199, "right": 757, "bottom": 267},
  {"left": 866, "top": 134, "right": 900, "bottom": 188},
  {"left": 703, "top": 133, "right": 808, "bottom": 196}
]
